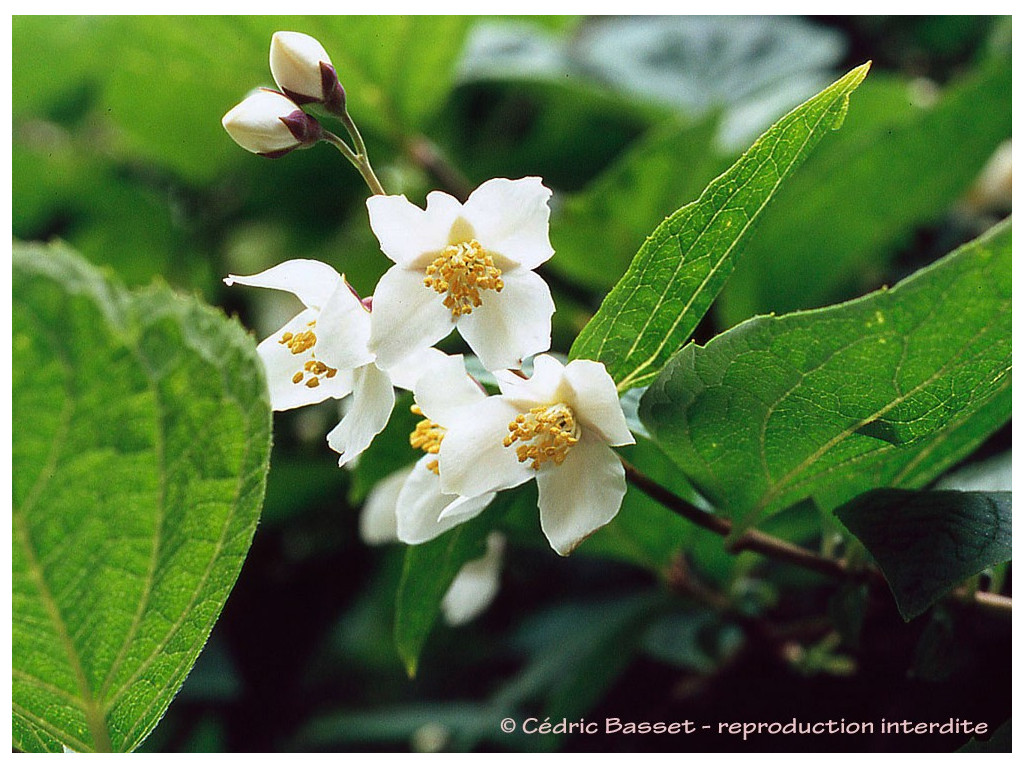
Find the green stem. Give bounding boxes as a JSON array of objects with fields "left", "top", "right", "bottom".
[{"left": 323, "top": 130, "right": 386, "bottom": 197}]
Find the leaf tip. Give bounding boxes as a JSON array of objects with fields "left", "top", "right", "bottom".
[{"left": 403, "top": 657, "right": 419, "bottom": 680}]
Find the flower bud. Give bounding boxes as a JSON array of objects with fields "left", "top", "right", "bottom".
[
  {"left": 270, "top": 31, "right": 345, "bottom": 110},
  {"left": 221, "top": 88, "right": 323, "bottom": 157}
]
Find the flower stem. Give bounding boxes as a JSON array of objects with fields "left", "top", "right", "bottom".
[
  {"left": 620, "top": 457, "right": 1011, "bottom": 617},
  {"left": 323, "top": 130, "right": 386, "bottom": 197}
]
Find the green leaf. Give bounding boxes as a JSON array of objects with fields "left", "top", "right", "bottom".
[
  {"left": 12, "top": 242, "right": 272, "bottom": 752},
  {"left": 640, "top": 220, "right": 1011, "bottom": 536},
  {"left": 835, "top": 489, "right": 1011, "bottom": 621},
  {"left": 959, "top": 719, "right": 1011, "bottom": 753},
  {"left": 570, "top": 62, "right": 871, "bottom": 391},
  {"left": 718, "top": 59, "right": 1012, "bottom": 325},
  {"left": 393, "top": 510, "right": 493, "bottom": 678}
]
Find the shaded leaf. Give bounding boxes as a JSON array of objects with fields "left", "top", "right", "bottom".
[
  {"left": 12, "top": 242, "right": 272, "bottom": 751},
  {"left": 958, "top": 719, "right": 1011, "bottom": 753},
  {"left": 640, "top": 220, "right": 1011, "bottom": 536},
  {"left": 393, "top": 510, "right": 493, "bottom": 678},
  {"left": 836, "top": 489, "right": 1011, "bottom": 620},
  {"left": 570, "top": 63, "right": 870, "bottom": 391}
]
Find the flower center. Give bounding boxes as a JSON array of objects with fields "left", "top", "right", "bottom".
[
  {"left": 503, "top": 403, "right": 580, "bottom": 470},
  {"left": 423, "top": 239, "right": 504, "bottom": 319},
  {"left": 409, "top": 405, "right": 445, "bottom": 474},
  {"left": 279, "top": 320, "right": 337, "bottom": 388}
]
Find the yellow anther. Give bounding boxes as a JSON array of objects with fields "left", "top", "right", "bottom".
[
  {"left": 409, "top": 408, "right": 446, "bottom": 474},
  {"left": 504, "top": 403, "right": 580, "bottom": 470},
  {"left": 280, "top": 320, "right": 318, "bottom": 355},
  {"left": 423, "top": 239, "right": 504, "bottom": 319},
  {"left": 282, "top": 320, "right": 338, "bottom": 389}
]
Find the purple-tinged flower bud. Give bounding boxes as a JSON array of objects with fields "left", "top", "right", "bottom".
[
  {"left": 221, "top": 88, "right": 323, "bottom": 157},
  {"left": 270, "top": 31, "right": 346, "bottom": 110}
]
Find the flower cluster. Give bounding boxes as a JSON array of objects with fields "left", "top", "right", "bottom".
[{"left": 223, "top": 31, "right": 635, "bottom": 558}]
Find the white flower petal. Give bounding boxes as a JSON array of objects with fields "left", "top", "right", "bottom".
[
  {"left": 270, "top": 31, "right": 332, "bottom": 102},
  {"left": 457, "top": 268, "right": 555, "bottom": 372},
  {"left": 368, "top": 265, "right": 454, "bottom": 370},
  {"left": 360, "top": 466, "right": 412, "bottom": 545},
  {"left": 257, "top": 308, "right": 353, "bottom": 411},
  {"left": 536, "top": 436, "right": 626, "bottom": 556},
  {"left": 326, "top": 363, "right": 395, "bottom": 467},
  {"left": 462, "top": 177, "right": 554, "bottom": 270},
  {"left": 436, "top": 491, "right": 496, "bottom": 522},
  {"left": 441, "top": 532, "right": 505, "bottom": 626},
  {"left": 221, "top": 89, "right": 309, "bottom": 155},
  {"left": 494, "top": 353, "right": 567, "bottom": 407},
  {"left": 366, "top": 191, "right": 462, "bottom": 267},
  {"left": 437, "top": 397, "right": 533, "bottom": 499},
  {"left": 314, "top": 281, "right": 375, "bottom": 371},
  {"left": 413, "top": 354, "right": 487, "bottom": 425},
  {"left": 564, "top": 359, "right": 635, "bottom": 446},
  {"left": 224, "top": 259, "right": 341, "bottom": 309},
  {"left": 395, "top": 458, "right": 494, "bottom": 545},
  {"left": 384, "top": 346, "right": 449, "bottom": 392}
]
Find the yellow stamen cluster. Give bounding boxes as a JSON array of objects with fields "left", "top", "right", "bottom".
[
  {"left": 279, "top": 320, "right": 337, "bottom": 388},
  {"left": 503, "top": 403, "right": 580, "bottom": 470},
  {"left": 424, "top": 239, "right": 504, "bottom": 319},
  {"left": 279, "top": 322, "right": 317, "bottom": 355},
  {"left": 409, "top": 404, "right": 446, "bottom": 474}
]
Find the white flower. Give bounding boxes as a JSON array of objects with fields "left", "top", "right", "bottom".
[
  {"left": 397, "top": 354, "right": 496, "bottom": 544},
  {"left": 359, "top": 472, "right": 504, "bottom": 626},
  {"left": 221, "top": 88, "right": 321, "bottom": 156},
  {"left": 441, "top": 532, "right": 505, "bottom": 626},
  {"left": 437, "top": 354, "right": 635, "bottom": 556},
  {"left": 270, "top": 31, "right": 344, "bottom": 109},
  {"left": 224, "top": 259, "right": 431, "bottom": 466},
  {"left": 366, "top": 177, "right": 556, "bottom": 372},
  {"left": 224, "top": 259, "right": 371, "bottom": 411}
]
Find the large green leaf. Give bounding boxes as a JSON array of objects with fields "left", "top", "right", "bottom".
[
  {"left": 12, "top": 242, "right": 272, "bottom": 752},
  {"left": 835, "top": 489, "right": 1011, "bottom": 620},
  {"left": 640, "top": 220, "right": 1010, "bottom": 535},
  {"left": 570, "top": 63, "right": 870, "bottom": 391},
  {"left": 718, "top": 59, "right": 1012, "bottom": 325}
]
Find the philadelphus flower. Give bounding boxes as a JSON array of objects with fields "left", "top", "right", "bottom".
[
  {"left": 224, "top": 260, "right": 423, "bottom": 465},
  {"left": 270, "top": 31, "right": 345, "bottom": 110},
  {"left": 397, "top": 354, "right": 497, "bottom": 544},
  {"left": 366, "top": 177, "right": 556, "bottom": 373},
  {"left": 437, "top": 355, "right": 635, "bottom": 556},
  {"left": 221, "top": 88, "right": 322, "bottom": 157},
  {"left": 361, "top": 468, "right": 505, "bottom": 626}
]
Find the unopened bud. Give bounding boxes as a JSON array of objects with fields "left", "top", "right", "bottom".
[
  {"left": 221, "top": 88, "right": 322, "bottom": 157},
  {"left": 270, "top": 31, "right": 345, "bottom": 110}
]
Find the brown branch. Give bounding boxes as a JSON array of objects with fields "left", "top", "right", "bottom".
[
  {"left": 621, "top": 457, "right": 1011, "bottom": 618},
  {"left": 621, "top": 457, "right": 867, "bottom": 583}
]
